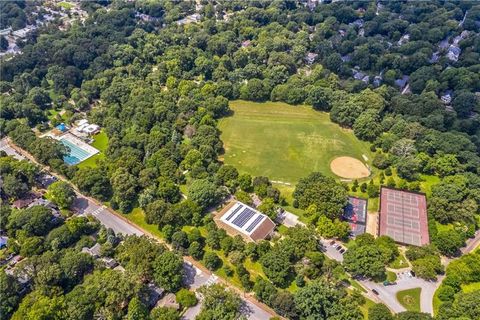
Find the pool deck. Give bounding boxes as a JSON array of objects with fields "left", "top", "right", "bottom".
[{"left": 41, "top": 130, "right": 99, "bottom": 165}]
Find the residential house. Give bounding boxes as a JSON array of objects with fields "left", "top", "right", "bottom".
[
  {"left": 147, "top": 282, "right": 165, "bottom": 308},
  {"left": 305, "top": 52, "right": 318, "bottom": 65},
  {"left": 156, "top": 293, "right": 180, "bottom": 310},
  {"left": 447, "top": 45, "right": 461, "bottom": 62},
  {"left": 102, "top": 257, "right": 119, "bottom": 269},
  {"left": 441, "top": 90, "right": 453, "bottom": 105},
  {"left": 81, "top": 243, "right": 102, "bottom": 258}
]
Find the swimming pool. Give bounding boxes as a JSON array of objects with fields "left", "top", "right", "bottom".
[{"left": 60, "top": 137, "right": 97, "bottom": 165}]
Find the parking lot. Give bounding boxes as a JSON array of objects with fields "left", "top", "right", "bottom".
[{"left": 320, "top": 239, "right": 346, "bottom": 262}]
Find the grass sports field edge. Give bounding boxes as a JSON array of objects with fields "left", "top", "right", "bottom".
[{"left": 219, "top": 100, "right": 372, "bottom": 183}]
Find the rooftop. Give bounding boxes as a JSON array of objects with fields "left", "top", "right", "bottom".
[{"left": 217, "top": 201, "right": 276, "bottom": 242}]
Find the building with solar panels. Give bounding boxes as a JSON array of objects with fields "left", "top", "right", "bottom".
[
  {"left": 379, "top": 187, "right": 430, "bottom": 247},
  {"left": 216, "top": 201, "right": 276, "bottom": 242}
]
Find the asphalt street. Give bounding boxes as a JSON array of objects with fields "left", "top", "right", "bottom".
[
  {"left": 72, "top": 196, "right": 143, "bottom": 236},
  {"left": 0, "top": 139, "right": 25, "bottom": 160},
  {"left": 3, "top": 138, "right": 276, "bottom": 320},
  {"left": 362, "top": 272, "right": 440, "bottom": 314}
]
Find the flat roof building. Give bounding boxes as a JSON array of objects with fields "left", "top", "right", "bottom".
[
  {"left": 343, "top": 196, "right": 367, "bottom": 236},
  {"left": 379, "top": 187, "right": 429, "bottom": 246},
  {"left": 216, "top": 201, "right": 276, "bottom": 242}
]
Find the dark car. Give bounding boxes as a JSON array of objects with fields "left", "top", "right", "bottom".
[
  {"left": 329, "top": 240, "right": 335, "bottom": 246},
  {"left": 339, "top": 249, "right": 346, "bottom": 254},
  {"left": 336, "top": 246, "right": 342, "bottom": 251},
  {"left": 372, "top": 289, "right": 379, "bottom": 295}
]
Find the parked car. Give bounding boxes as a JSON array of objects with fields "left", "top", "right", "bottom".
[
  {"left": 383, "top": 281, "right": 397, "bottom": 286},
  {"left": 410, "top": 270, "right": 416, "bottom": 277},
  {"left": 339, "top": 249, "right": 346, "bottom": 254},
  {"left": 335, "top": 246, "right": 342, "bottom": 251},
  {"left": 329, "top": 240, "right": 336, "bottom": 246},
  {"left": 372, "top": 289, "right": 379, "bottom": 295}
]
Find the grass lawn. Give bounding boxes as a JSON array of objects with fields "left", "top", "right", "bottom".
[
  {"left": 77, "top": 131, "right": 108, "bottom": 169},
  {"left": 387, "top": 271, "right": 397, "bottom": 282},
  {"left": 359, "top": 297, "right": 376, "bottom": 319},
  {"left": 432, "top": 286, "right": 442, "bottom": 316},
  {"left": 47, "top": 109, "right": 60, "bottom": 121},
  {"left": 397, "top": 288, "right": 421, "bottom": 312},
  {"left": 287, "top": 280, "right": 299, "bottom": 293},
  {"left": 58, "top": 1, "right": 74, "bottom": 9},
  {"left": 461, "top": 281, "right": 480, "bottom": 293},
  {"left": 389, "top": 254, "right": 409, "bottom": 269},
  {"left": 91, "top": 131, "right": 108, "bottom": 151},
  {"left": 122, "top": 207, "right": 164, "bottom": 239},
  {"left": 350, "top": 279, "right": 368, "bottom": 293},
  {"left": 219, "top": 100, "right": 372, "bottom": 184},
  {"left": 436, "top": 222, "right": 454, "bottom": 233}
]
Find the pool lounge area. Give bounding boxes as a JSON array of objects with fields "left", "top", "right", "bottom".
[{"left": 59, "top": 133, "right": 99, "bottom": 165}]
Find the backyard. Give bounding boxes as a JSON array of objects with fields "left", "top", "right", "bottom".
[
  {"left": 219, "top": 100, "right": 372, "bottom": 184},
  {"left": 76, "top": 131, "right": 108, "bottom": 169}
]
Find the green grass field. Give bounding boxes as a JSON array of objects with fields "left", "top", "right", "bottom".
[
  {"left": 461, "top": 281, "right": 480, "bottom": 293},
  {"left": 219, "top": 100, "right": 372, "bottom": 184},
  {"left": 77, "top": 131, "right": 108, "bottom": 169},
  {"left": 58, "top": 1, "right": 74, "bottom": 10},
  {"left": 388, "top": 254, "right": 409, "bottom": 269},
  {"left": 397, "top": 288, "right": 421, "bottom": 312}
]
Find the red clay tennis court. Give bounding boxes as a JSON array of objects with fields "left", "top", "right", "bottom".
[{"left": 379, "top": 187, "right": 429, "bottom": 246}]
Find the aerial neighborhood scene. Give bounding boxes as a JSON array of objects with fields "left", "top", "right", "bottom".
[{"left": 1, "top": 0, "right": 480, "bottom": 320}]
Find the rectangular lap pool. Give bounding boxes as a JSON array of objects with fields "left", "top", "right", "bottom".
[{"left": 59, "top": 133, "right": 99, "bottom": 165}]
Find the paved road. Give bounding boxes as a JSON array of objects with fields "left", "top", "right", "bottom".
[
  {"left": 362, "top": 271, "right": 440, "bottom": 314},
  {"left": 319, "top": 239, "right": 345, "bottom": 262},
  {"left": 182, "top": 262, "right": 272, "bottom": 320},
  {"left": 4, "top": 138, "right": 277, "bottom": 320},
  {"left": 462, "top": 230, "right": 480, "bottom": 254},
  {"left": 72, "top": 196, "right": 143, "bottom": 236},
  {"left": 277, "top": 210, "right": 305, "bottom": 228},
  {"left": 0, "top": 139, "right": 25, "bottom": 160}
]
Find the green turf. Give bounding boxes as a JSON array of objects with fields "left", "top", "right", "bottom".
[
  {"left": 122, "top": 207, "right": 164, "bottom": 238},
  {"left": 461, "top": 281, "right": 480, "bottom": 293},
  {"left": 219, "top": 100, "right": 372, "bottom": 184},
  {"left": 359, "top": 298, "right": 376, "bottom": 319},
  {"left": 91, "top": 131, "right": 108, "bottom": 151},
  {"left": 77, "top": 131, "right": 108, "bottom": 169},
  {"left": 58, "top": 1, "right": 74, "bottom": 9},
  {"left": 350, "top": 280, "right": 368, "bottom": 293},
  {"left": 389, "top": 254, "right": 409, "bottom": 269},
  {"left": 397, "top": 288, "right": 421, "bottom": 312},
  {"left": 387, "top": 271, "right": 397, "bottom": 282},
  {"left": 432, "top": 286, "right": 442, "bottom": 316}
]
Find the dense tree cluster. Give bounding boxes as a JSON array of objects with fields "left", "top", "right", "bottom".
[
  {"left": 293, "top": 172, "right": 348, "bottom": 220},
  {"left": 343, "top": 234, "right": 399, "bottom": 280},
  {"left": 436, "top": 251, "right": 480, "bottom": 320},
  {"left": 405, "top": 245, "right": 443, "bottom": 280},
  {"left": 2, "top": 1, "right": 480, "bottom": 319}
]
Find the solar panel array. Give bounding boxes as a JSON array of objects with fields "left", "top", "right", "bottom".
[
  {"left": 246, "top": 215, "right": 264, "bottom": 232},
  {"left": 226, "top": 204, "right": 244, "bottom": 221},
  {"left": 220, "top": 202, "right": 272, "bottom": 237},
  {"left": 232, "top": 208, "right": 256, "bottom": 228},
  {"left": 380, "top": 188, "right": 429, "bottom": 246}
]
